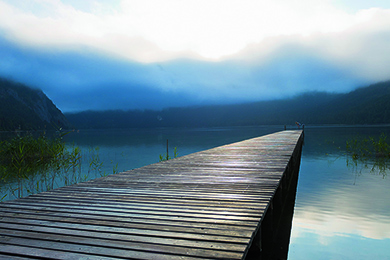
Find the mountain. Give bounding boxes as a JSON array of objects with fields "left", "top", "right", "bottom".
[
  {"left": 2, "top": 76, "right": 387, "bottom": 131},
  {"left": 0, "top": 78, "right": 72, "bottom": 131},
  {"left": 320, "top": 81, "right": 390, "bottom": 124},
  {"left": 65, "top": 81, "right": 390, "bottom": 129}
]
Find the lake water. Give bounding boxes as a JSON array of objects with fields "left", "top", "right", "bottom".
[
  {"left": 1, "top": 125, "right": 389, "bottom": 259},
  {"left": 288, "top": 126, "right": 390, "bottom": 260}
]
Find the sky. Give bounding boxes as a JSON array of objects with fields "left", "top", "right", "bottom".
[{"left": 1, "top": 0, "right": 390, "bottom": 112}]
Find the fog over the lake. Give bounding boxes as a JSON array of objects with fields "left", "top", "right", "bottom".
[{"left": 1, "top": 0, "right": 390, "bottom": 112}]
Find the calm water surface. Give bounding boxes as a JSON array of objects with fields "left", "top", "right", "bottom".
[
  {"left": 1, "top": 125, "right": 389, "bottom": 259},
  {"left": 61, "top": 126, "right": 281, "bottom": 174},
  {"left": 288, "top": 126, "right": 390, "bottom": 260}
]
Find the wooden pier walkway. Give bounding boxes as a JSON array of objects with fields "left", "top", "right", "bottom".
[{"left": 0, "top": 130, "right": 303, "bottom": 260}]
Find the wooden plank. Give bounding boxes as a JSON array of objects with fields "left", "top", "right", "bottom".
[
  {"left": 2, "top": 200, "right": 262, "bottom": 220},
  {"left": 0, "top": 255, "right": 38, "bottom": 260},
  {"left": 1, "top": 195, "right": 267, "bottom": 214},
  {"left": 0, "top": 242, "right": 210, "bottom": 260},
  {"left": 0, "top": 245, "right": 123, "bottom": 260},
  {"left": 10, "top": 191, "right": 269, "bottom": 211},
  {"left": 3, "top": 198, "right": 264, "bottom": 218},
  {"left": 0, "top": 221, "right": 248, "bottom": 252},
  {"left": 0, "top": 203, "right": 262, "bottom": 227},
  {"left": 0, "top": 231, "right": 244, "bottom": 259},
  {"left": 0, "top": 211, "right": 254, "bottom": 238}
]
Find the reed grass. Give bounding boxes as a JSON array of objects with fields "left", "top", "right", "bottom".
[
  {"left": 346, "top": 133, "right": 390, "bottom": 178},
  {"left": 0, "top": 132, "right": 117, "bottom": 202}
]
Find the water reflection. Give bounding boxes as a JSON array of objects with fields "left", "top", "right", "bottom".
[
  {"left": 288, "top": 126, "right": 390, "bottom": 260},
  {"left": 61, "top": 126, "right": 281, "bottom": 173}
]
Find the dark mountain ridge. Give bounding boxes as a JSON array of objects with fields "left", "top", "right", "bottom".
[
  {"left": 0, "top": 78, "right": 72, "bottom": 131},
  {"left": 1, "top": 76, "right": 388, "bottom": 130},
  {"left": 65, "top": 81, "right": 390, "bottom": 129}
]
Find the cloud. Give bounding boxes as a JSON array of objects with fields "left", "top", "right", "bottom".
[
  {"left": 0, "top": 0, "right": 390, "bottom": 112},
  {"left": 305, "top": 8, "right": 390, "bottom": 81},
  {"left": 0, "top": 36, "right": 202, "bottom": 111},
  {"left": 234, "top": 8, "right": 390, "bottom": 82},
  {"left": 1, "top": 0, "right": 388, "bottom": 62},
  {"left": 0, "top": 35, "right": 369, "bottom": 112}
]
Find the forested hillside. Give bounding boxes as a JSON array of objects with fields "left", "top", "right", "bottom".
[
  {"left": 0, "top": 78, "right": 72, "bottom": 131},
  {"left": 66, "top": 81, "right": 390, "bottom": 129},
  {"left": 320, "top": 81, "right": 390, "bottom": 124},
  {"left": 2, "top": 77, "right": 387, "bottom": 131}
]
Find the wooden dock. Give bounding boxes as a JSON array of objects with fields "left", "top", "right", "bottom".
[{"left": 0, "top": 130, "right": 303, "bottom": 260}]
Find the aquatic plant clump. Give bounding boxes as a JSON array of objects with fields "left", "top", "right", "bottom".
[
  {"left": 1, "top": 135, "right": 60, "bottom": 165},
  {"left": 346, "top": 133, "right": 390, "bottom": 159},
  {"left": 0, "top": 133, "right": 116, "bottom": 201},
  {"left": 346, "top": 133, "right": 390, "bottom": 178},
  {"left": 0, "top": 134, "right": 72, "bottom": 198}
]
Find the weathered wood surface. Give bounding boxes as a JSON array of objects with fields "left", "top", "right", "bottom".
[{"left": 0, "top": 130, "right": 303, "bottom": 259}]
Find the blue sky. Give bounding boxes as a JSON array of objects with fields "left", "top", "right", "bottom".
[{"left": 0, "top": 0, "right": 390, "bottom": 112}]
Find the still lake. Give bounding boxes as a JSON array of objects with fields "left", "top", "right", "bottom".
[{"left": 1, "top": 125, "right": 390, "bottom": 259}]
